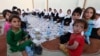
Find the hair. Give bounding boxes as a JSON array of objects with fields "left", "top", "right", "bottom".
[
  {"left": 72, "top": 7, "right": 82, "bottom": 16},
  {"left": 83, "top": 7, "right": 96, "bottom": 19},
  {"left": 9, "top": 15, "right": 21, "bottom": 22},
  {"left": 12, "top": 11, "right": 19, "bottom": 15},
  {"left": 17, "top": 8, "right": 21, "bottom": 12},
  {"left": 96, "top": 13, "right": 100, "bottom": 16},
  {"left": 67, "top": 9, "right": 71, "bottom": 12},
  {"left": 49, "top": 8, "right": 52, "bottom": 11},
  {"left": 2, "top": 9, "right": 12, "bottom": 18},
  {"left": 73, "top": 19, "right": 88, "bottom": 30},
  {"left": 12, "top": 6, "right": 17, "bottom": 11},
  {"left": 17, "top": 8, "right": 21, "bottom": 15}
]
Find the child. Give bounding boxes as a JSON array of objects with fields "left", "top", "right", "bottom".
[
  {"left": 90, "top": 10, "right": 100, "bottom": 39},
  {"left": 52, "top": 9, "right": 59, "bottom": 21},
  {"left": 60, "top": 19, "right": 88, "bottom": 56},
  {"left": 43, "top": 9, "right": 49, "bottom": 19},
  {"left": 68, "top": 7, "right": 82, "bottom": 33},
  {"left": 59, "top": 7, "right": 82, "bottom": 45},
  {"left": 7, "top": 15, "right": 33, "bottom": 56},
  {"left": 82, "top": 7, "right": 96, "bottom": 44},
  {"left": 66, "top": 9, "right": 71, "bottom": 18},
  {"left": 0, "top": 19, "right": 5, "bottom": 35},
  {"left": 17, "top": 8, "right": 27, "bottom": 30},
  {"left": 64, "top": 9, "right": 72, "bottom": 26},
  {"left": 2, "top": 9, "right": 12, "bottom": 34},
  {"left": 56, "top": 9, "right": 65, "bottom": 23},
  {"left": 48, "top": 8, "right": 54, "bottom": 19},
  {"left": 12, "top": 6, "right": 18, "bottom": 11}
]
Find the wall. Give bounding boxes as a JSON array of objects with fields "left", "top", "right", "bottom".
[
  {"left": 0, "top": 0, "right": 33, "bottom": 12},
  {"left": 48, "top": 0, "right": 78, "bottom": 13},
  {"left": 0, "top": 0, "right": 100, "bottom": 13},
  {"left": 86, "top": 0, "right": 100, "bottom": 10}
]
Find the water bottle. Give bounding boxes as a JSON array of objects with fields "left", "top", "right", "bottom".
[
  {"left": 25, "top": 46, "right": 34, "bottom": 56},
  {"left": 46, "top": 26, "right": 51, "bottom": 40},
  {"left": 58, "top": 20, "right": 64, "bottom": 36},
  {"left": 50, "top": 18, "right": 54, "bottom": 24}
]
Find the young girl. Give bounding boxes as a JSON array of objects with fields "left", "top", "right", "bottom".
[
  {"left": 82, "top": 7, "right": 96, "bottom": 44},
  {"left": 52, "top": 9, "right": 59, "bottom": 21},
  {"left": 56, "top": 9, "right": 65, "bottom": 23},
  {"left": 63, "top": 9, "right": 72, "bottom": 26},
  {"left": 90, "top": 10, "right": 100, "bottom": 39},
  {"left": 2, "top": 9, "right": 12, "bottom": 34},
  {"left": 66, "top": 9, "right": 71, "bottom": 18},
  {"left": 7, "top": 15, "right": 33, "bottom": 56},
  {"left": 60, "top": 19, "right": 88, "bottom": 56}
]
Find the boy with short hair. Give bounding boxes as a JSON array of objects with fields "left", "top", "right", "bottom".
[{"left": 60, "top": 19, "right": 88, "bottom": 56}]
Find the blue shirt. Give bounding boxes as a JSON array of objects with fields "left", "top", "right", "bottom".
[{"left": 85, "top": 20, "right": 94, "bottom": 37}]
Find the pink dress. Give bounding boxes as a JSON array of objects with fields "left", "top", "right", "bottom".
[{"left": 4, "top": 22, "right": 11, "bottom": 34}]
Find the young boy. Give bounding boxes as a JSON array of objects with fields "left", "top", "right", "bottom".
[
  {"left": 60, "top": 7, "right": 82, "bottom": 44},
  {"left": 7, "top": 15, "right": 33, "bottom": 56},
  {"left": 68, "top": 7, "right": 82, "bottom": 33},
  {"left": 59, "top": 19, "right": 88, "bottom": 56}
]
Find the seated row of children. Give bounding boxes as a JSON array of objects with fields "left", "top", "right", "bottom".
[
  {"left": 32, "top": 8, "right": 72, "bottom": 26},
  {"left": 59, "top": 7, "right": 100, "bottom": 56}
]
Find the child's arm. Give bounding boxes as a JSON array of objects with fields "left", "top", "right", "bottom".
[
  {"left": 66, "top": 41, "right": 79, "bottom": 50},
  {"left": 7, "top": 31, "right": 18, "bottom": 52},
  {"left": 97, "top": 29, "right": 100, "bottom": 36},
  {"left": 0, "top": 26, "right": 2, "bottom": 33}
]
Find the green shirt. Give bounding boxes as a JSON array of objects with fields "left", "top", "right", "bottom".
[{"left": 7, "top": 29, "right": 32, "bottom": 52}]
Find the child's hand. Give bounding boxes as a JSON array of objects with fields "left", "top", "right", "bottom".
[
  {"left": 59, "top": 44, "right": 65, "bottom": 50},
  {"left": 66, "top": 22, "right": 68, "bottom": 24},
  {"left": 66, "top": 44, "right": 68, "bottom": 48},
  {"left": 57, "top": 19, "right": 60, "bottom": 21},
  {"left": 19, "top": 41, "right": 24, "bottom": 44},
  {"left": 66, "top": 41, "right": 69, "bottom": 45},
  {"left": 65, "top": 42, "right": 69, "bottom": 48},
  {"left": 0, "top": 26, "right": 2, "bottom": 33},
  {"left": 25, "top": 37, "right": 29, "bottom": 41},
  {"left": 97, "top": 29, "right": 100, "bottom": 36}
]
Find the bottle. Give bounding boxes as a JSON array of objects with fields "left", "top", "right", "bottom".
[
  {"left": 46, "top": 26, "right": 51, "bottom": 40},
  {"left": 58, "top": 20, "right": 64, "bottom": 36},
  {"left": 25, "top": 46, "right": 34, "bottom": 56}
]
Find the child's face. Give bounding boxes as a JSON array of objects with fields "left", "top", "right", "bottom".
[
  {"left": 17, "top": 10, "right": 21, "bottom": 15},
  {"left": 59, "top": 9, "right": 62, "bottom": 13},
  {"left": 54, "top": 9, "right": 57, "bottom": 13},
  {"left": 72, "top": 13, "right": 80, "bottom": 20},
  {"left": 10, "top": 18, "right": 21, "bottom": 28},
  {"left": 73, "top": 23, "right": 84, "bottom": 34},
  {"left": 67, "top": 11, "right": 71, "bottom": 15},
  {"left": 84, "top": 8, "right": 94, "bottom": 19},
  {"left": 6, "top": 12, "right": 11, "bottom": 20},
  {"left": 95, "top": 14, "right": 100, "bottom": 19}
]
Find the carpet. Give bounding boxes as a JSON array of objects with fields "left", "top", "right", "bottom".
[
  {"left": 42, "top": 37, "right": 100, "bottom": 54},
  {"left": 0, "top": 34, "right": 7, "bottom": 56},
  {"left": 42, "top": 38, "right": 60, "bottom": 51}
]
